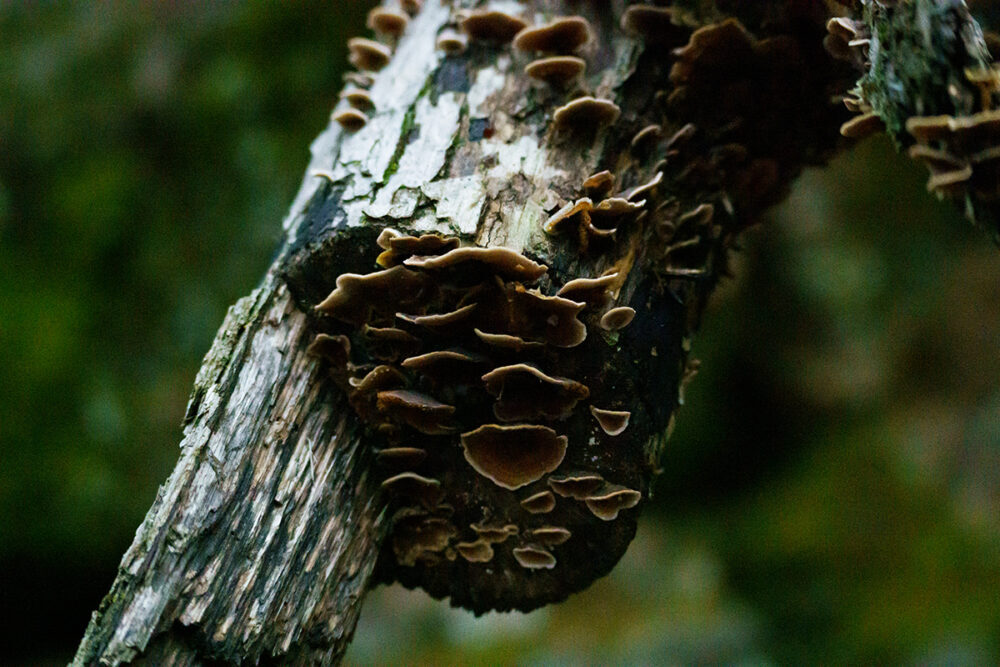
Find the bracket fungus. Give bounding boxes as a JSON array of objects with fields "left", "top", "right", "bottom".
[
  {"left": 552, "top": 96, "right": 621, "bottom": 135},
  {"left": 621, "top": 4, "right": 690, "bottom": 47},
  {"left": 512, "top": 545, "right": 557, "bottom": 570},
  {"left": 600, "top": 306, "right": 636, "bottom": 331},
  {"left": 333, "top": 108, "right": 369, "bottom": 132},
  {"left": 375, "top": 446, "right": 428, "bottom": 470},
  {"left": 525, "top": 56, "right": 586, "bottom": 87},
  {"left": 528, "top": 527, "right": 572, "bottom": 546},
  {"left": 461, "top": 424, "right": 568, "bottom": 490},
  {"left": 582, "top": 171, "right": 615, "bottom": 200},
  {"left": 584, "top": 485, "right": 642, "bottom": 521},
  {"left": 404, "top": 246, "right": 547, "bottom": 282},
  {"left": 381, "top": 472, "right": 444, "bottom": 510},
  {"left": 456, "top": 540, "right": 494, "bottom": 563},
  {"left": 459, "top": 10, "right": 528, "bottom": 44},
  {"left": 316, "top": 265, "right": 431, "bottom": 326},
  {"left": 548, "top": 473, "right": 605, "bottom": 499},
  {"left": 520, "top": 490, "right": 557, "bottom": 514},
  {"left": 340, "top": 88, "right": 375, "bottom": 112},
  {"left": 347, "top": 37, "right": 392, "bottom": 72},
  {"left": 589, "top": 406, "right": 631, "bottom": 436},
  {"left": 482, "top": 363, "right": 590, "bottom": 422},
  {"left": 513, "top": 16, "right": 592, "bottom": 54},
  {"left": 436, "top": 28, "right": 468, "bottom": 56},
  {"left": 556, "top": 273, "right": 618, "bottom": 309},
  {"left": 471, "top": 522, "right": 519, "bottom": 543},
  {"left": 366, "top": 8, "right": 409, "bottom": 39},
  {"left": 377, "top": 389, "right": 457, "bottom": 435}
]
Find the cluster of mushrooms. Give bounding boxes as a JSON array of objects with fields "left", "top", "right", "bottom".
[{"left": 309, "top": 230, "right": 642, "bottom": 575}]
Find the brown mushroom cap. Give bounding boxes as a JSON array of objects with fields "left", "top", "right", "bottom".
[
  {"left": 524, "top": 56, "right": 586, "bottom": 86},
  {"left": 456, "top": 539, "right": 494, "bottom": 563},
  {"left": 392, "top": 514, "right": 456, "bottom": 566},
  {"left": 381, "top": 472, "right": 444, "bottom": 509},
  {"left": 404, "top": 246, "right": 547, "bottom": 282},
  {"left": 482, "top": 363, "right": 590, "bottom": 422},
  {"left": 520, "top": 490, "right": 557, "bottom": 514},
  {"left": 552, "top": 96, "right": 621, "bottom": 133},
  {"left": 377, "top": 389, "right": 457, "bottom": 434},
  {"left": 589, "top": 406, "right": 631, "bottom": 436},
  {"left": 307, "top": 333, "right": 352, "bottom": 368},
  {"left": 401, "top": 348, "right": 490, "bottom": 384},
  {"left": 375, "top": 446, "right": 428, "bottom": 469},
  {"left": 316, "top": 265, "right": 431, "bottom": 326},
  {"left": 548, "top": 472, "right": 604, "bottom": 499},
  {"left": 349, "top": 364, "right": 407, "bottom": 394},
  {"left": 459, "top": 10, "right": 528, "bottom": 44},
  {"left": 589, "top": 198, "right": 645, "bottom": 229},
  {"left": 377, "top": 232, "right": 460, "bottom": 268},
  {"left": 400, "top": 0, "right": 422, "bottom": 15},
  {"left": 348, "top": 37, "right": 393, "bottom": 72},
  {"left": 621, "top": 5, "right": 689, "bottom": 46},
  {"left": 367, "top": 8, "right": 409, "bottom": 38},
  {"left": 396, "top": 303, "right": 479, "bottom": 333},
  {"left": 905, "top": 115, "right": 954, "bottom": 144},
  {"left": 840, "top": 111, "right": 884, "bottom": 139},
  {"left": 600, "top": 306, "right": 636, "bottom": 331},
  {"left": 585, "top": 484, "right": 642, "bottom": 521},
  {"left": 360, "top": 325, "right": 421, "bottom": 362},
  {"left": 544, "top": 198, "right": 593, "bottom": 234},
  {"left": 340, "top": 87, "right": 375, "bottom": 112},
  {"left": 513, "top": 16, "right": 592, "bottom": 54},
  {"left": 437, "top": 28, "right": 468, "bottom": 55},
  {"left": 344, "top": 71, "right": 375, "bottom": 88},
  {"left": 471, "top": 522, "right": 519, "bottom": 543},
  {"left": 473, "top": 328, "right": 546, "bottom": 353},
  {"left": 556, "top": 273, "right": 619, "bottom": 309},
  {"left": 333, "top": 108, "right": 369, "bottom": 132},
  {"left": 512, "top": 545, "right": 556, "bottom": 569},
  {"left": 460, "top": 424, "right": 568, "bottom": 490},
  {"left": 528, "top": 527, "right": 572, "bottom": 546},
  {"left": 622, "top": 171, "right": 663, "bottom": 202},
  {"left": 508, "top": 287, "right": 588, "bottom": 348},
  {"left": 631, "top": 124, "right": 663, "bottom": 152},
  {"left": 583, "top": 170, "right": 615, "bottom": 199}
]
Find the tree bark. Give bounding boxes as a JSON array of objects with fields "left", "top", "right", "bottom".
[{"left": 72, "top": 0, "right": 994, "bottom": 665}]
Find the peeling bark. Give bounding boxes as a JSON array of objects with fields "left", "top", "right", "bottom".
[{"left": 72, "top": 1, "right": 996, "bottom": 665}]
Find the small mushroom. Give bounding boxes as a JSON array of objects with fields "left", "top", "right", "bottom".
[
  {"left": 392, "top": 514, "right": 456, "bottom": 566},
  {"left": 456, "top": 539, "right": 494, "bottom": 563},
  {"left": 528, "top": 527, "right": 571, "bottom": 546},
  {"left": 552, "top": 96, "right": 621, "bottom": 134},
  {"left": 306, "top": 333, "right": 351, "bottom": 368},
  {"left": 589, "top": 197, "right": 645, "bottom": 229},
  {"left": 381, "top": 472, "right": 444, "bottom": 510},
  {"left": 582, "top": 170, "right": 615, "bottom": 199},
  {"left": 344, "top": 71, "right": 374, "bottom": 88},
  {"left": 460, "top": 424, "right": 568, "bottom": 490},
  {"left": 333, "top": 108, "right": 369, "bottom": 132},
  {"left": 316, "top": 265, "right": 431, "bottom": 326},
  {"left": 508, "top": 287, "right": 588, "bottom": 348},
  {"left": 600, "top": 306, "right": 636, "bottom": 331},
  {"left": 361, "top": 325, "right": 421, "bottom": 362},
  {"left": 401, "top": 348, "right": 490, "bottom": 384},
  {"left": 906, "top": 115, "right": 954, "bottom": 145},
  {"left": 622, "top": 171, "right": 663, "bottom": 202},
  {"left": 367, "top": 8, "right": 409, "bottom": 39},
  {"left": 544, "top": 198, "right": 593, "bottom": 234},
  {"left": 512, "top": 545, "right": 556, "bottom": 570},
  {"left": 377, "top": 232, "right": 461, "bottom": 268},
  {"left": 548, "top": 472, "right": 604, "bottom": 499},
  {"left": 520, "top": 490, "right": 557, "bottom": 514},
  {"left": 376, "top": 389, "right": 457, "bottom": 435},
  {"left": 348, "top": 37, "right": 393, "bottom": 72},
  {"left": 474, "top": 328, "right": 546, "bottom": 353},
  {"left": 471, "top": 522, "right": 518, "bottom": 543},
  {"left": 375, "top": 447, "right": 428, "bottom": 470},
  {"left": 556, "top": 273, "right": 618, "bottom": 309},
  {"left": 524, "top": 56, "right": 586, "bottom": 86},
  {"left": 630, "top": 124, "right": 663, "bottom": 153},
  {"left": 340, "top": 87, "right": 375, "bottom": 111},
  {"left": 585, "top": 484, "right": 641, "bottom": 521},
  {"left": 621, "top": 5, "right": 689, "bottom": 47},
  {"left": 513, "top": 16, "right": 592, "bottom": 54},
  {"left": 396, "top": 303, "right": 478, "bottom": 333},
  {"left": 459, "top": 10, "right": 528, "bottom": 44},
  {"left": 400, "top": 0, "right": 422, "bottom": 15},
  {"left": 482, "top": 363, "right": 589, "bottom": 422},
  {"left": 404, "top": 246, "right": 547, "bottom": 283},
  {"left": 437, "top": 28, "right": 468, "bottom": 55},
  {"left": 589, "top": 406, "right": 631, "bottom": 436},
  {"left": 840, "top": 112, "right": 884, "bottom": 139},
  {"left": 349, "top": 364, "right": 407, "bottom": 394}
]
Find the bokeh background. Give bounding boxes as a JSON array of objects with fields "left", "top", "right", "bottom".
[{"left": 1, "top": 3, "right": 998, "bottom": 665}]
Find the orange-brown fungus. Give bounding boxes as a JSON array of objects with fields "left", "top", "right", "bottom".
[
  {"left": 529, "top": 527, "right": 572, "bottom": 546},
  {"left": 600, "top": 306, "right": 636, "bottom": 331},
  {"left": 524, "top": 56, "right": 586, "bottom": 86},
  {"left": 621, "top": 5, "right": 689, "bottom": 47},
  {"left": 381, "top": 472, "right": 444, "bottom": 510},
  {"left": 583, "top": 171, "right": 615, "bottom": 200},
  {"left": 348, "top": 37, "right": 392, "bottom": 72},
  {"left": 548, "top": 473, "right": 604, "bottom": 499},
  {"left": 404, "top": 246, "right": 547, "bottom": 282},
  {"left": 333, "top": 108, "right": 369, "bottom": 132},
  {"left": 461, "top": 424, "right": 568, "bottom": 490},
  {"left": 482, "top": 363, "right": 590, "bottom": 422},
  {"left": 622, "top": 171, "right": 663, "bottom": 203},
  {"left": 544, "top": 198, "right": 593, "bottom": 235},
  {"left": 513, "top": 16, "right": 592, "bottom": 54},
  {"left": 367, "top": 8, "right": 409, "bottom": 38},
  {"left": 585, "top": 485, "right": 641, "bottom": 521},
  {"left": 512, "top": 545, "right": 556, "bottom": 570},
  {"left": 589, "top": 406, "right": 631, "bottom": 436},
  {"left": 400, "top": 0, "right": 422, "bottom": 14},
  {"left": 377, "top": 389, "right": 457, "bottom": 435},
  {"left": 520, "top": 490, "right": 556, "bottom": 514},
  {"left": 459, "top": 10, "right": 528, "bottom": 44},
  {"left": 552, "top": 97, "right": 621, "bottom": 134},
  {"left": 316, "top": 265, "right": 430, "bottom": 326}
]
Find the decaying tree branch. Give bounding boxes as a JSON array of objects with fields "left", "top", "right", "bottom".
[{"left": 73, "top": 1, "right": 997, "bottom": 664}]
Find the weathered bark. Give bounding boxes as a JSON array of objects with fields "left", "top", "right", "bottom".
[{"left": 72, "top": 1, "right": 996, "bottom": 665}]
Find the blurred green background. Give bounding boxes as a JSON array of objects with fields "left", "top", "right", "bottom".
[{"left": 0, "top": 3, "right": 997, "bottom": 665}]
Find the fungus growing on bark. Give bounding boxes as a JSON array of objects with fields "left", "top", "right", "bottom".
[
  {"left": 473, "top": 328, "right": 546, "bottom": 353},
  {"left": 343, "top": 71, "right": 374, "bottom": 88},
  {"left": 552, "top": 97, "right": 621, "bottom": 134},
  {"left": 456, "top": 540, "right": 494, "bottom": 563},
  {"left": 367, "top": 8, "right": 409, "bottom": 39},
  {"left": 513, "top": 16, "right": 592, "bottom": 54},
  {"left": 589, "top": 198, "right": 645, "bottom": 229},
  {"left": 556, "top": 273, "right": 618, "bottom": 309},
  {"left": 589, "top": 406, "right": 631, "bottom": 436},
  {"left": 376, "top": 447, "right": 428, "bottom": 470},
  {"left": 349, "top": 364, "right": 407, "bottom": 395},
  {"left": 548, "top": 473, "right": 605, "bottom": 499},
  {"left": 340, "top": 88, "right": 375, "bottom": 112},
  {"left": 316, "top": 265, "right": 430, "bottom": 326},
  {"left": 400, "top": 0, "right": 422, "bottom": 15},
  {"left": 381, "top": 472, "right": 444, "bottom": 510},
  {"left": 630, "top": 124, "right": 663, "bottom": 153},
  {"left": 585, "top": 484, "right": 642, "bottom": 521},
  {"left": 360, "top": 325, "right": 421, "bottom": 362},
  {"left": 520, "top": 490, "right": 556, "bottom": 514},
  {"left": 905, "top": 110, "right": 1000, "bottom": 198},
  {"left": 401, "top": 349, "right": 490, "bottom": 385},
  {"left": 459, "top": 10, "right": 528, "bottom": 44},
  {"left": 306, "top": 333, "right": 351, "bottom": 368},
  {"left": 392, "top": 515, "right": 456, "bottom": 566},
  {"left": 347, "top": 37, "right": 392, "bottom": 72},
  {"left": 404, "top": 247, "right": 547, "bottom": 282},
  {"left": 482, "top": 363, "right": 590, "bottom": 422},
  {"left": 507, "top": 288, "right": 587, "bottom": 348},
  {"left": 600, "top": 306, "right": 636, "bottom": 331},
  {"left": 333, "top": 108, "right": 369, "bottom": 132},
  {"left": 620, "top": 5, "right": 689, "bottom": 47},
  {"left": 436, "top": 28, "right": 468, "bottom": 56},
  {"left": 471, "top": 522, "right": 518, "bottom": 543},
  {"left": 460, "top": 424, "right": 568, "bottom": 490},
  {"left": 377, "top": 389, "right": 457, "bottom": 435},
  {"left": 528, "top": 527, "right": 572, "bottom": 546},
  {"left": 840, "top": 111, "right": 884, "bottom": 139},
  {"left": 396, "top": 303, "right": 478, "bottom": 334},
  {"left": 583, "top": 171, "right": 615, "bottom": 200},
  {"left": 524, "top": 56, "right": 586, "bottom": 86},
  {"left": 512, "top": 545, "right": 556, "bottom": 570},
  {"left": 622, "top": 171, "right": 663, "bottom": 203},
  {"left": 544, "top": 198, "right": 593, "bottom": 234}
]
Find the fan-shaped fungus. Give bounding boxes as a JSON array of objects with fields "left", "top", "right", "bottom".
[
  {"left": 589, "top": 406, "right": 631, "bottom": 436},
  {"left": 621, "top": 5, "right": 689, "bottom": 47},
  {"left": 367, "top": 8, "right": 409, "bottom": 38},
  {"left": 456, "top": 540, "right": 494, "bottom": 563},
  {"left": 437, "top": 28, "right": 469, "bottom": 55},
  {"left": 520, "top": 490, "right": 557, "bottom": 514},
  {"left": 512, "top": 545, "right": 556, "bottom": 570},
  {"left": 341, "top": 88, "right": 375, "bottom": 112},
  {"left": 459, "top": 10, "right": 528, "bottom": 44},
  {"left": 600, "top": 306, "right": 636, "bottom": 331},
  {"left": 552, "top": 96, "right": 621, "bottom": 134},
  {"left": 377, "top": 389, "right": 457, "bottom": 435},
  {"left": 348, "top": 37, "right": 392, "bottom": 72},
  {"left": 548, "top": 473, "right": 604, "bottom": 499},
  {"left": 316, "top": 265, "right": 430, "bottom": 326},
  {"left": 404, "top": 247, "right": 547, "bottom": 282},
  {"left": 381, "top": 472, "right": 444, "bottom": 509},
  {"left": 376, "top": 447, "right": 429, "bottom": 469},
  {"left": 333, "top": 108, "right": 369, "bottom": 132},
  {"left": 583, "top": 171, "right": 615, "bottom": 200},
  {"left": 585, "top": 484, "right": 642, "bottom": 521},
  {"left": 473, "top": 328, "right": 546, "bottom": 353},
  {"left": 460, "top": 424, "right": 568, "bottom": 490},
  {"left": 513, "top": 16, "right": 592, "bottom": 54},
  {"left": 482, "top": 363, "right": 589, "bottom": 422},
  {"left": 556, "top": 273, "right": 618, "bottom": 309},
  {"left": 528, "top": 527, "right": 572, "bottom": 546},
  {"left": 524, "top": 56, "right": 586, "bottom": 86}
]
